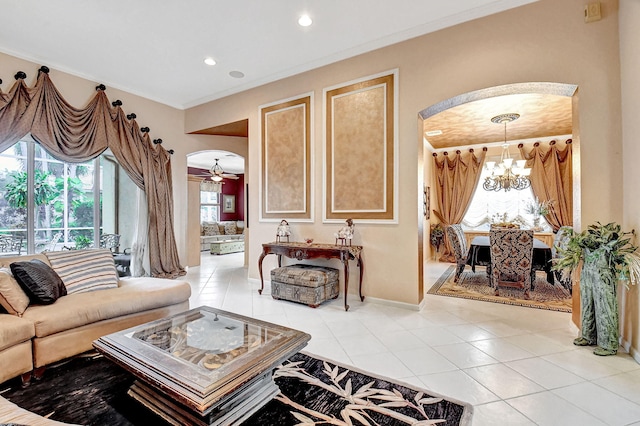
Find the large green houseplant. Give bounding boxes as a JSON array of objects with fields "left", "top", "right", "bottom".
[{"left": 554, "top": 222, "right": 640, "bottom": 356}]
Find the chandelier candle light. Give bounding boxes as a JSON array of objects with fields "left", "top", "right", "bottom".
[{"left": 483, "top": 113, "right": 531, "bottom": 192}]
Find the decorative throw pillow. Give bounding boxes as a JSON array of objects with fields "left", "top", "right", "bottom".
[
  {"left": 0, "top": 267, "right": 30, "bottom": 316},
  {"left": 44, "top": 248, "right": 119, "bottom": 294},
  {"left": 224, "top": 222, "right": 237, "bottom": 235},
  {"left": 204, "top": 224, "right": 221, "bottom": 236},
  {"left": 10, "top": 259, "right": 67, "bottom": 305}
]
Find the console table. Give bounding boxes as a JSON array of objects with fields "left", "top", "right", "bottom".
[{"left": 258, "top": 242, "right": 364, "bottom": 311}]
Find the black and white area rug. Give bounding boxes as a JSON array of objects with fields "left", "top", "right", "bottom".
[{"left": 0, "top": 352, "right": 472, "bottom": 425}]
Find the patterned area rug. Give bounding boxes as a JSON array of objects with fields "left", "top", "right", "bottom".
[
  {"left": 0, "top": 352, "right": 471, "bottom": 425},
  {"left": 428, "top": 265, "right": 572, "bottom": 312}
]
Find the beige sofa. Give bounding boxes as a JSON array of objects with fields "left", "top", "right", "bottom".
[
  {"left": 200, "top": 220, "right": 245, "bottom": 251},
  {"left": 0, "top": 252, "right": 191, "bottom": 385}
]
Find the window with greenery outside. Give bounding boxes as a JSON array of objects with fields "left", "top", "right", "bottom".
[{"left": 0, "top": 138, "right": 106, "bottom": 252}]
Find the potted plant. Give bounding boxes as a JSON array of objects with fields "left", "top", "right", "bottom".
[
  {"left": 430, "top": 223, "right": 445, "bottom": 252},
  {"left": 553, "top": 222, "right": 640, "bottom": 356}
]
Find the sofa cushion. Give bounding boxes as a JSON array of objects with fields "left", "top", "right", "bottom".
[
  {"left": 10, "top": 260, "right": 67, "bottom": 305},
  {"left": 0, "top": 268, "right": 29, "bottom": 316},
  {"left": 45, "top": 249, "right": 118, "bottom": 294},
  {"left": 203, "top": 224, "right": 221, "bottom": 236},
  {"left": 224, "top": 222, "right": 237, "bottom": 235},
  {"left": 21, "top": 277, "right": 191, "bottom": 338},
  {"left": 0, "top": 315, "right": 34, "bottom": 351}
]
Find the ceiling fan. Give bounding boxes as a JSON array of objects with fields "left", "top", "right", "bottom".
[{"left": 197, "top": 158, "right": 239, "bottom": 181}]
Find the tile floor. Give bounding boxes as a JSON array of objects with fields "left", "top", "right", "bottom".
[{"left": 187, "top": 252, "right": 640, "bottom": 425}]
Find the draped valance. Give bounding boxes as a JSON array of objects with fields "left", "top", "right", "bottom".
[
  {"left": 0, "top": 67, "right": 184, "bottom": 278},
  {"left": 519, "top": 140, "right": 573, "bottom": 231}
]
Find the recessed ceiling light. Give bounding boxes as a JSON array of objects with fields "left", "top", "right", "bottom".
[
  {"left": 204, "top": 57, "right": 216, "bottom": 66},
  {"left": 425, "top": 130, "right": 443, "bottom": 137},
  {"left": 229, "top": 71, "right": 245, "bottom": 79},
  {"left": 298, "top": 14, "right": 312, "bottom": 27}
]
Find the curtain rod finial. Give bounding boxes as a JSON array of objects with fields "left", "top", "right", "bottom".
[
  {"left": 95, "top": 84, "right": 106, "bottom": 91},
  {"left": 140, "top": 127, "right": 150, "bottom": 133},
  {"left": 38, "top": 66, "right": 49, "bottom": 74},
  {"left": 112, "top": 100, "right": 122, "bottom": 107},
  {"left": 14, "top": 71, "right": 26, "bottom": 80},
  {"left": 126, "top": 113, "right": 137, "bottom": 120}
]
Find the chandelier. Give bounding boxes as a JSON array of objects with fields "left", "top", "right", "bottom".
[{"left": 482, "top": 113, "right": 531, "bottom": 192}]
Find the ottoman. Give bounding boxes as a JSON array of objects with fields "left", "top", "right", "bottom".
[
  {"left": 270, "top": 264, "right": 339, "bottom": 308},
  {"left": 210, "top": 240, "right": 244, "bottom": 255}
]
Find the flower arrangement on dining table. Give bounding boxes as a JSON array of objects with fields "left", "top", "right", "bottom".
[{"left": 525, "top": 197, "right": 553, "bottom": 230}]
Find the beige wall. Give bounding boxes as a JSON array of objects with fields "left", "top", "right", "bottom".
[
  {"left": 185, "top": 0, "right": 623, "bottom": 307},
  {"left": 620, "top": 0, "right": 640, "bottom": 360}
]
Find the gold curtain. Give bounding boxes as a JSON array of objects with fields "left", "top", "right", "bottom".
[
  {"left": 0, "top": 67, "right": 184, "bottom": 278},
  {"left": 519, "top": 140, "right": 573, "bottom": 231},
  {"left": 432, "top": 148, "right": 486, "bottom": 262}
]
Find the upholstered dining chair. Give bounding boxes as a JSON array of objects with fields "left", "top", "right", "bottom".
[
  {"left": 489, "top": 229, "right": 534, "bottom": 299},
  {"left": 552, "top": 226, "right": 574, "bottom": 294},
  {"left": 445, "top": 224, "right": 471, "bottom": 282}
]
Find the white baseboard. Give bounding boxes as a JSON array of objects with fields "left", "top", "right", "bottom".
[
  {"left": 620, "top": 338, "right": 640, "bottom": 364},
  {"left": 362, "top": 295, "right": 423, "bottom": 311},
  {"left": 249, "top": 277, "right": 424, "bottom": 311}
]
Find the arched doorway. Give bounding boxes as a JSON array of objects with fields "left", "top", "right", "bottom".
[
  {"left": 417, "top": 82, "right": 580, "bottom": 317},
  {"left": 186, "top": 150, "right": 247, "bottom": 267}
]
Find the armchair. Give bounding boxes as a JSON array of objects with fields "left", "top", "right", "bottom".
[
  {"left": 489, "top": 229, "right": 534, "bottom": 299},
  {"left": 445, "top": 224, "right": 471, "bottom": 282},
  {"left": 99, "top": 234, "right": 121, "bottom": 253}
]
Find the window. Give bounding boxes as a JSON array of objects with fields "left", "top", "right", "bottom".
[
  {"left": 0, "top": 137, "right": 107, "bottom": 253},
  {"left": 200, "top": 190, "right": 219, "bottom": 223},
  {"left": 462, "top": 170, "right": 552, "bottom": 232}
]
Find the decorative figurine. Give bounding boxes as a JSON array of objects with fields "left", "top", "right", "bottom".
[
  {"left": 335, "top": 218, "right": 355, "bottom": 246},
  {"left": 276, "top": 220, "right": 291, "bottom": 243}
]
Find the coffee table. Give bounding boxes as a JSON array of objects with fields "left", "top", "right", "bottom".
[{"left": 93, "top": 306, "right": 310, "bottom": 426}]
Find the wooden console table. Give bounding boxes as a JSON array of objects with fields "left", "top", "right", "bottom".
[{"left": 258, "top": 242, "right": 364, "bottom": 311}]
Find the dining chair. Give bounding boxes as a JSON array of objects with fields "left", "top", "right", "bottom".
[
  {"left": 445, "top": 224, "right": 471, "bottom": 282},
  {"left": 489, "top": 229, "right": 534, "bottom": 298},
  {"left": 552, "top": 226, "right": 573, "bottom": 294}
]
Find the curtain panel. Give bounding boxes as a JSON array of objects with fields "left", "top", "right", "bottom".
[
  {"left": 432, "top": 148, "right": 486, "bottom": 262},
  {"left": 0, "top": 67, "right": 184, "bottom": 278},
  {"left": 519, "top": 140, "right": 573, "bottom": 232}
]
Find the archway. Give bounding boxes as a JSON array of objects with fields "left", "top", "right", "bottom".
[
  {"left": 186, "top": 150, "right": 247, "bottom": 267},
  {"left": 417, "top": 82, "right": 580, "bottom": 313}
]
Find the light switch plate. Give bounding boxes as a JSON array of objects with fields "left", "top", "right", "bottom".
[{"left": 584, "top": 2, "right": 602, "bottom": 23}]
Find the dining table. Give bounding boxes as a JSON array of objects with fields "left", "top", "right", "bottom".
[{"left": 468, "top": 235, "right": 554, "bottom": 284}]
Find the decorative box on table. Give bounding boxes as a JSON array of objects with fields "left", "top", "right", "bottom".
[{"left": 270, "top": 264, "right": 339, "bottom": 308}]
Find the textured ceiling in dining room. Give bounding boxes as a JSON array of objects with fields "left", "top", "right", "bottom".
[{"left": 424, "top": 93, "right": 573, "bottom": 150}]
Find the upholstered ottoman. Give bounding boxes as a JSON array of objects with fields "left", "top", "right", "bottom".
[
  {"left": 210, "top": 240, "right": 244, "bottom": 255},
  {"left": 270, "top": 264, "right": 339, "bottom": 308}
]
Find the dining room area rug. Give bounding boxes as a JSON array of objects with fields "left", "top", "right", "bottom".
[
  {"left": 428, "top": 265, "right": 572, "bottom": 312},
  {"left": 0, "top": 351, "right": 471, "bottom": 426}
]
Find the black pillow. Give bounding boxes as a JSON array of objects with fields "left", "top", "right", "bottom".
[{"left": 10, "top": 259, "right": 67, "bottom": 305}]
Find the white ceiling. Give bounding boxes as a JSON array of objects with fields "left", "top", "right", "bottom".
[
  {"left": 0, "top": 0, "right": 536, "bottom": 109},
  {"left": 188, "top": 150, "right": 245, "bottom": 175}
]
